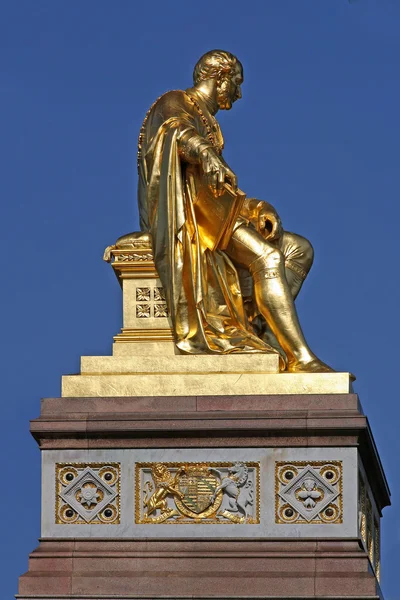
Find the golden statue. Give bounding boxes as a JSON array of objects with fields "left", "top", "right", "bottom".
[{"left": 116, "top": 50, "right": 334, "bottom": 373}]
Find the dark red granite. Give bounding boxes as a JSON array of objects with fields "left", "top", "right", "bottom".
[{"left": 18, "top": 539, "right": 380, "bottom": 599}]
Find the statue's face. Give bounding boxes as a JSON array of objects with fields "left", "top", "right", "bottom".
[{"left": 216, "top": 63, "right": 243, "bottom": 110}]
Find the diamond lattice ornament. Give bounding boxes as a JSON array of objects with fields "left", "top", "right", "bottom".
[
  {"left": 278, "top": 464, "right": 339, "bottom": 522},
  {"left": 59, "top": 466, "right": 117, "bottom": 523}
]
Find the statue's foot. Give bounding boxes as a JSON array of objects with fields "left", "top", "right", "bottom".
[
  {"left": 287, "top": 357, "right": 356, "bottom": 380},
  {"left": 287, "top": 357, "right": 335, "bottom": 374}
]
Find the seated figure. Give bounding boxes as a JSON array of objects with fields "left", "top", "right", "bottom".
[{"left": 116, "top": 50, "right": 334, "bottom": 373}]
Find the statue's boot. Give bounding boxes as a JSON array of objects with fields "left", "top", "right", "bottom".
[{"left": 250, "top": 256, "right": 334, "bottom": 374}]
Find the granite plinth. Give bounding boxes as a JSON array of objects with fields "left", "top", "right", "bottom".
[
  {"left": 32, "top": 393, "right": 365, "bottom": 452},
  {"left": 18, "top": 391, "right": 389, "bottom": 599},
  {"left": 17, "top": 539, "right": 380, "bottom": 600}
]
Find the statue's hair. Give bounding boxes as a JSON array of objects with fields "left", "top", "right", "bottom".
[{"left": 193, "top": 50, "right": 241, "bottom": 85}]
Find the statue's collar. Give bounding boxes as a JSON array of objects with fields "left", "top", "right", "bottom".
[{"left": 185, "top": 87, "right": 217, "bottom": 116}]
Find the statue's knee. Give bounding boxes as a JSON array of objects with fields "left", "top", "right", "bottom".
[
  {"left": 301, "top": 238, "right": 314, "bottom": 269},
  {"left": 284, "top": 232, "right": 314, "bottom": 270},
  {"left": 304, "top": 238, "right": 314, "bottom": 267},
  {"left": 266, "top": 248, "right": 284, "bottom": 269},
  {"left": 250, "top": 247, "right": 284, "bottom": 274}
]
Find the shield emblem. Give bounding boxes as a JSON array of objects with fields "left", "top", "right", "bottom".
[{"left": 175, "top": 468, "right": 221, "bottom": 518}]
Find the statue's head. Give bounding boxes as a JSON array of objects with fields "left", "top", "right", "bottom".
[{"left": 193, "top": 50, "right": 243, "bottom": 110}]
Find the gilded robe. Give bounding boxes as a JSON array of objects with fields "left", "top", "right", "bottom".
[{"left": 138, "top": 89, "right": 279, "bottom": 356}]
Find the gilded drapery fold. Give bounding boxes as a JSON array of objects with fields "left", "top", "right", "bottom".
[{"left": 138, "top": 90, "right": 280, "bottom": 357}]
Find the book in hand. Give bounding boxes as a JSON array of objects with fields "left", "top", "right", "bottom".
[{"left": 194, "top": 182, "right": 245, "bottom": 251}]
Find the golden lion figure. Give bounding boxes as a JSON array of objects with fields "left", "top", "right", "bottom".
[{"left": 143, "top": 464, "right": 184, "bottom": 517}]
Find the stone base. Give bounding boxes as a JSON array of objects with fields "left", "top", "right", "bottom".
[
  {"left": 18, "top": 391, "right": 389, "bottom": 599},
  {"left": 17, "top": 239, "right": 389, "bottom": 599},
  {"left": 62, "top": 351, "right": 353, "bottom": 397},
  {"left": 80, "top": 353, "right": 280, "bottom": 374},
  {"left": 17, "top": 539, "right": 380, "bottom": 600},
  {"left": 62, "top": 371, "right": 354, "bottom": 397},
  {"left": 31, "top": 392, "right": 365, "bottom": 450}
]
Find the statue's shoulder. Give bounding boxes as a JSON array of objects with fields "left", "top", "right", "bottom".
[
  {"left": 160, "top": 89, "right": 186, "bottom": 100},
  {"left": 151, "top": 89, "right": 188, "bottom": 109},
  {"left": 143, "top": 90, "right": 194, "bottom": 129}
]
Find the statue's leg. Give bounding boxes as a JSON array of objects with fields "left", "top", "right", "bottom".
[
  {"left": 279, "top": 232, "right": 314, "bottom": 299},
  {"left": 225, "top": 224, "right": 333, "bottom": 373},
  {"left": 235, "top": 232, "right": 313, "bottom": 311},
  {"left": 249, "top": 231, "right": 314, "bottom": 354}
]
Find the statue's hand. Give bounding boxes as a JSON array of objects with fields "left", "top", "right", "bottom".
[
  {"left": 251, "top": 200, "right": 283, "bottom": 242},
  {"left": 200, "top": 148, "right": 237, "bottom": 197}
]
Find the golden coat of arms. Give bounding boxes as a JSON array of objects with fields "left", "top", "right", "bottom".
[{"left": 136, "top": 462, "right": 259, "bottom": 524}]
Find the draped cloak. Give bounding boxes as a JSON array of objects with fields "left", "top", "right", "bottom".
[{"left": 138, "top": 89, "right": 280, "bottom": 357}]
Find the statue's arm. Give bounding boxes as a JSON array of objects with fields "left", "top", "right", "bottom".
[
  {"left": 162, "top": 93, "right": 237, "bottom": 193},
  {"left": 175, "top": 128, "right": 236, "bottom": 194},
  {"left": 152, "top": 93, "right": 213, "bottom": 165},
  {"left": 177, "top": 127, "right": 214, "bottom": 164}
]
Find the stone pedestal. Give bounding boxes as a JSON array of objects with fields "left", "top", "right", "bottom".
[
  {"left": 17, "top": 390, "right": 389, "bottom": 599},
  {"left": 17, "top": 243, "right": 390, "bottom": 599}
]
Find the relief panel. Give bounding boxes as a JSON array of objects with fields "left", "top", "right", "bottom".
[
  {"left": 135, "top": 462, "right": 259, "bottom": 524},
  {"left": 56, "top": 463, "right": 120, "bottom": 524},
  {"left": 275, "top": 461, "right": 343, "bottom": 524}
]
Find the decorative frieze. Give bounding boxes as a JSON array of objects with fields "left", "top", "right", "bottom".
[
  {"left": 117, "top": 252, "right": 154, "bottom": 262},
  {"left": 154, "top": 303, "right": 168, "bottom": 318},
  {"left": 136, "top": 288, "right": 151, "bottom": 301},
  {"left": 275, "top": 461, "right": 343, "bottom": 524},
  {"left": 154, "top": 287, "right": 165, "bottom": 301},
  {"left": 136, "top": 304, "right": 151, "bottom": 318},
  {"left": 135, "top": 462, "right": 260, "bottom": 524},
  {"left": 56, "top": 463, "right": 120, "bottom": 524},
  {"left": 134, "top": 286, "right": 169, "bottom": 319},
  {"left": 42, "top": 448, "right": 360, "bottom": 540},
  {"left": 359, "top": 474, "right": 367, "bottom": 544},
  {"left": 359, "top": 469, "right": 381, "bottom": 582},
  {"left": 366, "top": 494, "right": 374, "bottom": 562},
  {"left": 374, "top": 518, "right": 381, "bottom": 582}
]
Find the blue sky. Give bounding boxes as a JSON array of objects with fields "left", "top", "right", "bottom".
[{"left": 1, "top": 0, "right": 399, "bottom": 597}]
